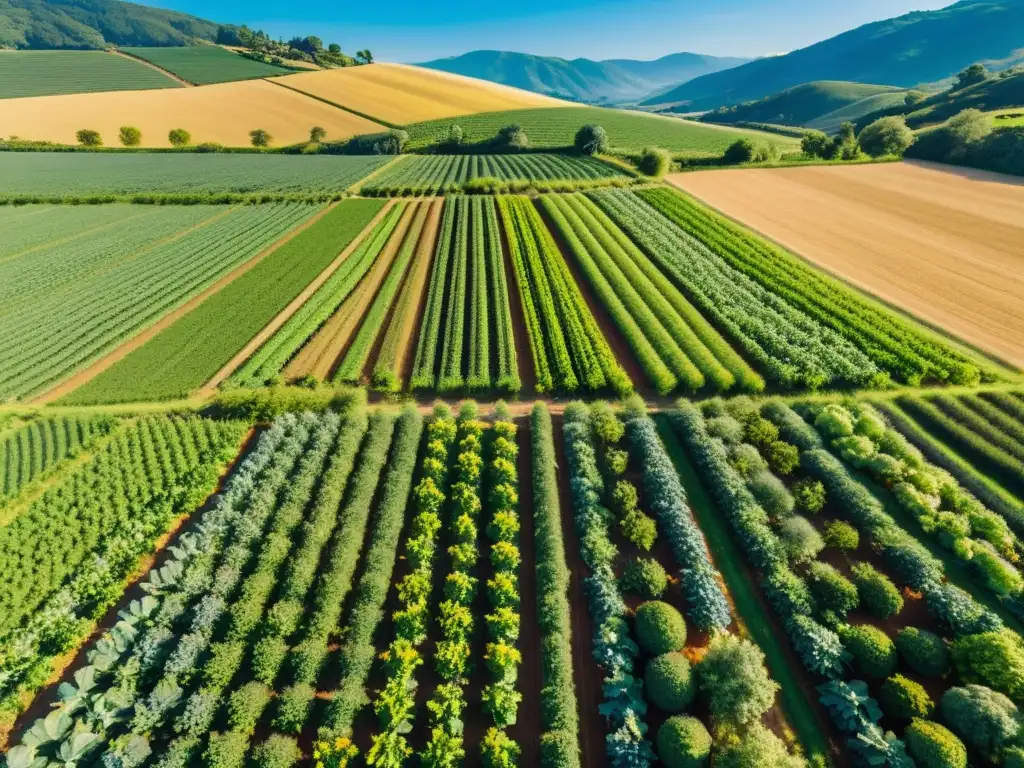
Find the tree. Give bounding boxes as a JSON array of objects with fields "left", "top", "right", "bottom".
[
  {"left": 304, "top": 36, "right": 323, "bottom": 53},
  {"left": 574, "top": 124, "right": 609, "bottom": 155},
  {"left": 496, "top": 124, "right": 529, "bottom": 150},
  {"left": 118, "top": 126, "right": 142, "bottom": 147},
  {"left": 328, "top": 43, "right": 341, "bottom": 54},
  {"left": 955, "top": 63, "right": 988, "bottom": 90},
  {"left": 724, "top": 139, "right": 757, "bottom": 164},
  {"left": 940, "top": 685, "right": 1020, "bottom": 760},
  {"left": 76, "top": 129, "right": 102, "bottom": 147},
  {"left": 637, "top": 147, "right": 671, "bottom": 177},
  {"left": 833, "top": 122, "right": 860, "bottom": 160},
  {"left": 250, "top": 129, "right": 272, "bottom": 148},
  {"left": 801, "top": 130, "right": 833, "bottom": 159},
  {"left": 946, "top": 108, "right": 992, "bottom": 146},
  {"left": 858, "top": 116, "right": 915, "bottom": 157},
  {"left": 309, "top": 126, "right": 327, "bottom": 143},
  {"left": 357, "top": 49, "right": 374, "bottom": 64},
  {"left": 168, "top": 128, "right": 191, "bottom": 147},
  {"left": 443, "top": 124, "right": 464, "bottom": 147}
]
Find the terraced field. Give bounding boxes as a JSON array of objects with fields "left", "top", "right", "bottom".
[{"left": 0, "top": 50, "right": 180, "bottom": 98}]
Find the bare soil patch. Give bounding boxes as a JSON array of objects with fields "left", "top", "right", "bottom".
[{"left": 669, "top": 162, "right": 1024, "bottom": 368}]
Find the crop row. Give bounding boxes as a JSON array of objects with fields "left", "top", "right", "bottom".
[
  {"left": 0, "top": 203, "right": 315, "bottom": 400},
  {"left": 0, "top": 415, "right": 117, "bottom": 504},
  {"left": 498, "top": 196, "right": 630, "bottom": 395},
  {"left": 639, "top": 187, "right": 984, "bottom": 386},
  {"left": 437, "top": 197, "right": 471, "bottom": 392},
  {"left": 361, "top": 154, "right": 625, "bottom": 195},
  {"left": 590, "top": 189, "right": 880, "bottom": 390},
  {"left": 233, "top": 203, "right": 405, "bottom": 388},
  {"left": 0, "top": 415, "right": 247, "bottom": 722},
  {"left": 64, "top": 199, "right": 385, "bottom": 404}
]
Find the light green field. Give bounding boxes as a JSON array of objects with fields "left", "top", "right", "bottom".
[
  {"left": 120, "top": 45, "right": 294, "bottom": 85},
  {"left": 0, "top": 50, "right": 179, "bottom": 99}
]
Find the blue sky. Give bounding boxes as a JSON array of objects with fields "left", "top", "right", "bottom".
[{"left": 146, "top": 0, "right": 953, "bottom": 62}]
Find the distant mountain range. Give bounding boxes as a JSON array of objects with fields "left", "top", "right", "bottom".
[
  {"left": 0, "top": 0, "right": 227, "bottom": 49},
  {"left": 644, "top": 0, "right": 1024, "bottom": 111},
  {"left": 418, "top": 50, "right": 751, "bottom": 105}
]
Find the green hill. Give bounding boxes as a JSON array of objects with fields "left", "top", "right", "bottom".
[
  {"left": 0, "top": 49, "right": 180, "bottom": 97},
  {"left": 806, "top": 91, "right": 917, "bottom": 133},
  {"left": 419, "top": 50, "right": 750, "bottom": 105},
  {"left": 0, "top": 0, "right": 229, "bottom": 49},
  {"left": 698, "top": 81, "right": 905, "bottom": 127},
  {"left": 644, "top": 0, "right": 1024, "bottom": 111},
  {"left": 121, "top": 46, "right": 293, "bottom": 85}
]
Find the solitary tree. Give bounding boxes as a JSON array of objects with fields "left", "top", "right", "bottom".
[
  {"left": 356, "top": 50, "right": 374, "bottom": 64},
  {"left": 497, "top": 124, "right": 529, "bottom": 150},
  {"left": 724, "top": 139, "right": 757, "bottom": 164},
  {"left": 574, "top": 124, "right": 609, "bottom": 155},
  {"left": 309, "top": 126, "right": 327, "bottom": 143},
  {"left": 637, "top": 146, "right": 671, "bottom": 177},
  {"left": 858, "top": 116, "right": 915, "bottom": 157},
  {"left": 444, "top": 123, "right": 464, "bottom": 147},
  {"left": 76, "top": 129, "right": 102, "bottom": 147},
  {"left": 328, "top": 43, "right": 341, "bottom": 54},
  {"left": 955, "top": 63, "right": 988, "bottom": 90},
  {"left": 118, "top": 126, "right": 142, "bottom": 147},
  {"left": 250, "top": 129, "right": 273, "bottom": 148},
  {"left": 834, "top": 121, "right": 860, "bottom": 160},
  {"left": 168, "top": 128, "right": 191, "bottom": 147}
]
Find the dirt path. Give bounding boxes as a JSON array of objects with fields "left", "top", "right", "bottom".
[
  {"left": 394, "top": 199, "right": 443, "bottom": 385},
  {"left": 287, "top": 203, "right": 418, "bottom": 381},
  {"left": 669, "top": 162, "right": 1024, "bottom": 369},
  {"left": 199, "top": 201, "right": 396, "bottom": 394},
  {"left": 109, "top": 49, "right": 195, "bottom": 87}
]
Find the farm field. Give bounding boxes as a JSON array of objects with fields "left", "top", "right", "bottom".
[
  {"left": 274, "top": 62, "right": 573, "bottom": 125},
  {"left": 404, "top": 106, "right": 804, "bottom": 153},
  {"left": 361, "top": 153, "right": 627, "bottom": 194},
  {"left": 0, "top": 79, "right": 386, "bottom": 148},
  {"left": 0, "top": 153, "right": 390, "bottom": 198},
  {"left": 669, "top": 162, "right": 1024, "bottom": 368},
  {"left": 0, "top": 203, "right": 318, "bottom": 401},
  {"left": 120, "top": 45, "right": 294, "bottom": 85},
  {"left": 0, "top": 50, "right": 180, "bottom": 98}
]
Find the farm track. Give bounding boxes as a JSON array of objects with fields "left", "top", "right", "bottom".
[
  {"left": 200, "top": 200, "right": 397, "bottom": 393},
  {"left": 287, "top": 203, "right": 418, "bottom": 381},
  {"left": 30, "top": 204, "right": 329, "bottom": 405}
]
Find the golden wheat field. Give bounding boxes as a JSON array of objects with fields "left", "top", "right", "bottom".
[
  {"left": 0, "top": 78, "right": 386, "bottom": 147},
  {"left": 276, "top": 62, "right": 574, "bottom": 125}
]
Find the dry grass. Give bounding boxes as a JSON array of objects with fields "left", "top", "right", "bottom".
[
  {"left": 670, "top": 161, "right": 1024, "bottom": 368},
  {"left": 276, "top": 62, "right": 574, "bottom": 125},
  {"left": 0, "top": 79, "right": 385, "bottom": 147}
]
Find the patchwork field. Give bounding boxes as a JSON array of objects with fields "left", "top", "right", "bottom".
[
  {"left": 0, "top": 79, "right": 386, "bottom": 147},
  {"left": 0, "top": 153, "right": 390, "bottom": 198},
  {"left": 275, "top": 62, "right": 572, "bottom": 125},
  {"left": 0, "top": 50, "right": 180, "bottom": 98},
  {"left": 405, "top": 106, "right": 804, "bottom": 153},
  {"left": 121, "top": 45, "right": 294, "bottom": 85},
  {"left": 669, "top": 161, "right": 1024, "bottom": 367}
]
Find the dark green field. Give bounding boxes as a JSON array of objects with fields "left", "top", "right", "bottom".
[{"left": 0, "top": 51, "right": 180, "bottom": 98}]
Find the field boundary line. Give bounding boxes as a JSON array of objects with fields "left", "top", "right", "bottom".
[
  {"left": 349, "top": 155, "right": 404, "bottom": 193},
  {"left": 666, "top": 175, "right": 1023, "bottom": 377},
  {"left": 30, "top": 203, "right": 335, "bottom": 406},
  {"left": 263, "top": 77, "right": 400, "bottom": 129},
  {"left": 108, "top": 49, "right": 194, "bottom": 87},
  {"left": 199, "top": 199, "right": 398, "bottom": 393}
]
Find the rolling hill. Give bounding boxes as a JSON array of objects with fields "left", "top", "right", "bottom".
[
  {"left": 419, "top": 49, "right": 750, "bottom": 104},
  {"left": 0, "top": 0, "right": 228, "bottom": 49},
  {"left": 697, "top": 81, "right": 908, "bottom": 127},
  {"left": 644, "top": 0, "right": 1024, "bottom": 111}
]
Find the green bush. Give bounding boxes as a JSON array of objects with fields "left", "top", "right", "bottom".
[
  {"left": 251, "top": 734, "right": 301, "bottom": 768},
  {"left": 251, "top": 636, "right": 289, "bottom": 685},
  {"left": 724, "top": 139, "right": 757, "bottom": 164},
  {"left": 635, "top": 601, "right": 687, "bottom": 655},
  {"left": 621, "top": 509, "right": 658, "bottom": 551},
  {"left": 645, "top": 652, "right": 694, "bottom": 713},
  {"left": 905, "top": 719, "right": 967, "bottom": 768},
  {"left": 621, "top": 558, "right": 669, "bottom": 599},
  {"left": 697, "top": 634, "right": 779, "bottom": 727},
  {"left": 637, "top": 147, "right": 671, "bottom": 178},
  {"left": 250, "top": 129, "right": 273, "bottom": 148},
  {"left": 858, "top": 116, "right": 916, "bottom": 157},
  {"left": 227, "top": 682, "right": 272, "bottom": 735},
  {"left": 851, "top": 562, "right": 903, "bottom": 619},
  {"left": 822, "top": 521, "right": 859, "bottom": 552},
  {"left": 205, "top": 731, "right": 248, "bottom": 768},
  {"left": 766, "top": 441, "right": 800, "bottom": 476},
  {"left": 168, "top": 128, "right": 191, "bottom": 147},
  {"left": 806, "top": 562, "right": 859, "bottom": 620},
  {"left": 272, "top": 683, "right": 314, "bottom": 734},
  {"left": 119, "top": 126, "right": 142, "bottom": 147},
  {"left": 952, "top": 631, "right": 1024, "bottom": 703},
  {"left": 76, "top": 129, "right": 102, "bottom": 147},
  {"left": 656, "top": 716, "right": 711, "bottom": 768},
  {"left": 575, "top": 124, "right": 609, "bottom": 155},
  {"left": 840, "top": 624, "right": 897, "bottom": 679},
  {"left": 714, "top": 722, "right": 796, "bottom": 768},
  {"left": 879, "top": 674, "right": 934, "bottom": 722},
  {"left": 779, "top": 515, "right": 824, "bottom": 564},
  {"left": 896, "top": 627, "right": 950, "bottom": 678},
  {"left": 941, "top": 684, "right": 1020, "bottom": 760},
  {"left": 748, "top": 470, "right": 795, "bottom": 519},
  {"left": 793, "top": 479, "right": 826, "bottom": 514}
]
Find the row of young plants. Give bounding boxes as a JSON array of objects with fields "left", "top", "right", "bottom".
[
  {"left": 0, "top": 414, "right": 118, "bottom": 504},
  {"left": 3, "top": 412, "right": 314, "bottom": 766},
  {"left": 589, "top": 189, "right": 880, "bottom": 391},
  {"left": 363, "top": 406, "right": 458, "bottom": 766},
  {"left": 437, "top": 198, "right": 471, "bottom": 393},
  {"left": 897, "top": 394, "right": 1024, "bottom": 500},
  {"left": 411, "top": 201, "right": 458, "bottom": 391},
  {"left": 335, "top": 202, "right": 430, "bottom": 384},
  {"left": 232, "top": 202, "right": 403, "bottom": 388},
  {"left": 0, "top": 416, "right": 247, "bottom": 725},
  {"left": 481, "top": 197, "right": 521, "bottom": 393},
  {"left": 529, "top": 403, "right": 582, "bottom": 768},
  {"left": 638, "top": 187, "right": 984, "bottom": 387},
  {"left": 541, "top": 195, "right": 700, "bottom": 395},
  {"left": 497, "top": 196, "right": 630, "bottom": 396}
]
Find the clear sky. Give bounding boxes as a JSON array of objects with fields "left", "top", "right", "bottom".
[{"left": 144, "top": 0, "right": 954, "bottom": 62}]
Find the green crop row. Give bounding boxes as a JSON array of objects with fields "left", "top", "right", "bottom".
[
  {"left": 467, "top": 197, "right": 491, "bottom": 390},
  {"left": 234, "top": 203, "right": 404, "bottom": 388},
  {"left": 0, "top": 50, "right": 180, "bottom": 99},
  {"left": 410, "top": 201, "right": 457, "bottom": 391},
  {"left": 62, "top": 199, "right": 384, "bottom": 404},
  {"left": 438, "top": 198, "right": 471, "bottom": 393},
  {"left": 484, "top": 199, "right": 521, "bottom": 393}
]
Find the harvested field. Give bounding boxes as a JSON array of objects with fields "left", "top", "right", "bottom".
[
  {"left": 0, "top": 79, "right": 385, "bottom": 147},
  {"left": 275, "top": 62, "right": 571, "bottom": 125},
  {"left": 670, "top": 161, "right": 1024, "bottom": 368}
]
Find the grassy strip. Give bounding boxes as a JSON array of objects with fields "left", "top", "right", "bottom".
[
  {"left": 61, "top": 200, "right": 384, "bottom": 404},
  {"left": 652, "top": 414, "right": 829, "bottom": 762}
]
